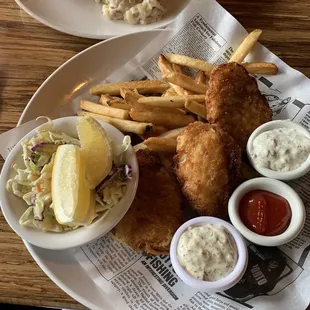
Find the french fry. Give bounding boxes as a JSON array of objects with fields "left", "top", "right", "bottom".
[
  {"left": 185, "top": 100, "right": 206, "bottom": 118},
  {"left": 110, "top": 103, "right": 132, "bottom": 110},
  {"left": 100, "top": 95, "right": 130, "bottom": 109},
  {"left": 158, "top": 55, "right": 193, "bottom": 96},
  {"left": 133, "top": 143, "right": 148, "bottom": 152},
  {"left": 165, "top": 54, "right": 214, "bottom": 77},
  {"left": 134, "top": 126, "right": 185, "bottom": 153},
  {"left": 138, "top": 95, "right": 205, "bottom": 108},
  {"left": 90, "top": 80, "right": 169, "bottom": 96},
  {"left": 122, "top": 90, "right": 142, "bottom": 106},
  {"left": 100, "top": 95, "right": 125, "bottom": 106},
  {"left": 195, "top": 71, "right": 207, "bottom": 84},
  {"left": 144, "top": 137, "right": 177, "bottom": 153},
  {"left": 170, "top": 82, "right": 194, "bottom": 96},
  {"left": 163, "top": 88, "right": 178, "bottom": 97},
  {"left": 120, "top": 88, "right": 143, "bottom": 99},
  {"left": 163, "top": 72, "right": 208, "bottom": 94},
  {"left": 172, "top": 63, "right": 183, "bottom": 73},
  {"left": 158, "top": 55, "right": 173, "bottom": 75},
  {"left": 77, "top": 109, "right": 108, "bottom": 120},
  {"left": 172, "top": 84, "right": 194, "bottom": 96},
  {"left": 80, "top": 100, "right": 130, "bottom": 120},
  {"left": 141, "top": 125, "right": 168, "bottom": 139},
  {"left": 132, "top": 102, "right": 187, "bottom": 115},
  {"left": 79, "top": 111, "right": 152, "bottom": 135},
  {"left": 160, "top": 127, "right": 185, "bottom": 139},
  {"left": 229, "top": 29, "right": 263, "bottom": 63},
  {"left": 99, "top": 94, "right": 111, "bottom": 106},
  {"left": 130, "top": 110, "right": 195, "bottom": 129},
  {"left": 120, "top": 88, "right": 129, "bottom": 98},
  {"left": 158, "top": 55, "right": 182, "bottom": 95},
  {"left": 171, "top": 63, "right": 195, "bottom": 95},
  {"left": 243, "top": 62, "right": 279, "bottom": 75}
]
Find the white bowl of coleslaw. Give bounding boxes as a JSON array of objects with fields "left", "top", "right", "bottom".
[{"left": 0, "top": 116, "right": 139, "bottom": 250}]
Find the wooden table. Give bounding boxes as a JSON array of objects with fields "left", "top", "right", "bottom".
[{"left": 0, "top": 0, "right": 309, "bottom": 309}]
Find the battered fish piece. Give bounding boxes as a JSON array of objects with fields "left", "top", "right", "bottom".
[
  {"left": 111, "top": 150, "right": 183, "bottom": 255},
  {"left": 206, "top": 62, "right": 272, "bottom": 149},
  {"left": 174, "top": 122, "right": 241, "bottom": 218}
]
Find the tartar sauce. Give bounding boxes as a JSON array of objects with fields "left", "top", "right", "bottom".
[
  {"left": 251, "top": 127, "right": 310, "bottom": 172},
  {"left": 177, "top": 224, "right": 238, "bottom": 282}
]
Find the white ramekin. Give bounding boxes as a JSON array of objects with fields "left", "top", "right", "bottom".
[
  {"left": 246, "top": 120, "right": 310, "bottom": 181},
  {"left": 170, "top": 217, "right": 248, "bottom": 293},
  {"left": 228, "top": 177, "right": 305, "bottom": 247}
]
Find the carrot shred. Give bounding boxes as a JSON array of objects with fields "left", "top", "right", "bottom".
[{"left": 36, "top": 184, "right": 41, "bottom": 193}]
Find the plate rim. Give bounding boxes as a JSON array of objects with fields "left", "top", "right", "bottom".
[
  {"left": 15, "top": 0, "right": 177, "bottom": 39},
  {"left": 17, "top": 29, "right": 163, "bottom": 310},
  {"left": 23, "top": 241, "right": 103, "bottom": 310},
  {"left": 17, "top": 28, "right": 163, "bottom": 126}
]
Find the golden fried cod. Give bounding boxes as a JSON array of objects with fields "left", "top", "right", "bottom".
[
  {"left": 111, "top": 150, "right": 183, "bottom": 255},
  {"left": 206, "top": 62, "right": 272, "bottom": 149},
  {"left": 174, "top": 122, "right": 241, "bottom": 218}
]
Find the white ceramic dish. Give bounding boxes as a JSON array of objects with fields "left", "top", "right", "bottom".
[
  {"left": 228, "top": 177, "right": 306, "bottom": 247},
  {"left": 15, "top": 0, "right": 190, "bottom": 39},
  {"left": 10, "top": 29, "right": 162, "bottom": 310},
  {"left": 0, "top": 116, "right": 139, "bottom": 250},
  {"left": 170, "top": 217, "right": 248, "bottom": 293},
  {"left": 246, "top": 120, "right": 310, "bottom": 181}
]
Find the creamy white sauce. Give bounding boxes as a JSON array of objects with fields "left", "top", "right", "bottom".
[
  {"left": 251, "top": 127, "right": 310, "bottom": 172},
  {"left": 177, "top": 224, "right": 238, "bottom": 282},
  {"left": 98, "top": 0, "right": 166, "bottom": 25}
]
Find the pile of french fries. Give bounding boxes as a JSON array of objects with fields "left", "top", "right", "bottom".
[{"left": 79, "top": 29, "right": 278, "bottom": 157}]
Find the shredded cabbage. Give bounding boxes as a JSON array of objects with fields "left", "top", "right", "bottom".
[
  {"left": 113, "top": 135, "right": 131, "bottom": 166},
  {"left": 95, "top": 137, "right": 132, "bottom": 217},
  {"left": 6, "top": 118, "right": 132, "bottom": 232}
]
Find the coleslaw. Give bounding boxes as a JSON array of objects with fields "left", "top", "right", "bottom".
[{"left": 6, "top": 117, "right": 132, "bottom": 232}]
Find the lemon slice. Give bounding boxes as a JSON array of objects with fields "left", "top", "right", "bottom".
[
  {"left": 52, "top": 144, "right": 96, "bottom": 225},
  {"left": 77, "top": 116, "right": 113, "bottom": 189}
]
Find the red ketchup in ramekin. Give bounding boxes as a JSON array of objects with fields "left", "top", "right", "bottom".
[{"left": 239, "top": 190, "right": 292, "bottom": 236}]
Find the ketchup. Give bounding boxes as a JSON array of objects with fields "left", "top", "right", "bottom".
[{"left": 239, "top": 190, "right": 291, "bottom": 236}]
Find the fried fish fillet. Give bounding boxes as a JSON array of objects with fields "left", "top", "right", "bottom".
[
  {"left": 111, "top": 150, "right": 183, "bottom": 255},
  {"left": 174, "top": 122, "right": 241, "bottom": 218},
  {"left": 206, "top": 62, "right": 272, "bottom": 149}
]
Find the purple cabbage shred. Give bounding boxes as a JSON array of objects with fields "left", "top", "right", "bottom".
[
  {"left": 31, "top": 196, "right": 36, "bottom": 205},
  {"left": 123, "top": 165, "right": 132, "bottom": 180},
  {"left": 30, "top": 142, "right": 52, "bottom": 152},
  {"left": 34, "top": 212, "right": 44, "bottom": 221},
  {"left": 96, "top": 164, "right": 132, "bottom": 193}
]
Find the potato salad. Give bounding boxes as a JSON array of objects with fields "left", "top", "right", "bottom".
[{"left": 95, "top": 0, "right": 166, "bottom": 25}]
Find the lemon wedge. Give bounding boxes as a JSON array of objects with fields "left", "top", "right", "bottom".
[
  {"left": 77, "top": 116, "right": 113, "bottom": 189},
  {"left": 52, "top": 144, "right": 96, "bottom": 226}
]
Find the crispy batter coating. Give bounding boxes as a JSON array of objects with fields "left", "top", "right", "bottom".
[
  {"left": 111, "top": 150, "right": 183, "bottom": 255},
  {"left": 206, "top": 62, "right": 272, "bottom": 149},
  {"left": 174, "top": 122, "right": 241, "bottom": 218}
]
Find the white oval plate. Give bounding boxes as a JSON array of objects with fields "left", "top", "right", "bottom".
[
  {"left": 15, "top": 0, "right": 190, "bottom": 39},
  {"left": 16, "top": 30, "right": 164, "bottom": 310}
]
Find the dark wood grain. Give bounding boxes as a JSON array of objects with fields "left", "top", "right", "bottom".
[
  {"left": 0, "top": 1, "right": 97, "bottom": 309},
  {"left": 0, "top": 0, "right": 309, "bottom": 309}
]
